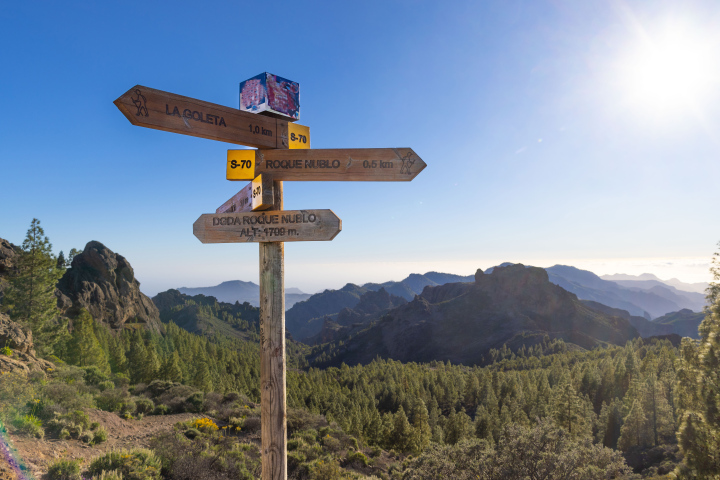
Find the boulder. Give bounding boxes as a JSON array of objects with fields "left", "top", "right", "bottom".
[{"left": 0, "top": 237, "right": 20, "bottom": 302}]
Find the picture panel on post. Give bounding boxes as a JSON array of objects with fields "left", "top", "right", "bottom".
[{"left": 193, "top": 209, "right": 341, "bottom": 243}]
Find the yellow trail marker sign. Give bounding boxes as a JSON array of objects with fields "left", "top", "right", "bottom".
[
  {"left": 227, "top": 150, "right": 256, "bottom": 181},
  {"left": 193, "top": 209, "right": 341, "bottom": 243},
  {"left": 288, "top": 123, "right": 310, "bottom": 149}
]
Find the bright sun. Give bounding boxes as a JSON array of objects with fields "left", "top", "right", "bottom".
[{"left": 620, "top": 22, "right": 719, "bottom": 116}]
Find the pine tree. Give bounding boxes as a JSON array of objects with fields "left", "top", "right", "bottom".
[
  {"left": 551, "top": 376, "right": 588, "bottom": 436},
  {"left": 2, "top": 218, "right": 65, "bottom": 355},
  {"left": 67, "top": 248, "right": 81, "bottom": 266},
  {"left": 56, "top": 251, "right": 66, "bottom": 270},
  {"left": 160, "top": 350, "right": 183, "bottom": 383},
  {"left": 388, "top": 406, "right": 413, "bottom": 452},
  {"left": 408, "top": 400, "right": 431, "bottom": 454},
  {"left": 126, "top": 331, "right": 149, "bottom": 384},
  {"left": 675, "top": 243, "right": 720, "bottom": 476},
  {"left": 64, "top": 309, "right": 109, "bottom": 373},
  {"left": 618, "top": 399, "right": 651, "bottom": 451}
]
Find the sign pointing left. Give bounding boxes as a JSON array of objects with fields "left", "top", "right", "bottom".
[{"left": 114, "top": 85, "right": 289, "bottom": 149}]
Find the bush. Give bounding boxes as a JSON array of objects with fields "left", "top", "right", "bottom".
[
  {"left": 88, "top": 448, "right": 162, "bottom": 480},
  {"left": 112, "top": 373, "right": 130, "bottom": 389},
  {"left": 12, "top": 414, "right": 44, "bottom": 438},
  {"left": 96, "top": 388, "right": 129, "bottom": 412},
  {"left": 1, "top": 346, "right": 12, "bottom": 356},
  {"left": 120, "top": 399, "right": 137, "bottom": 416},
  {"left": 309, "top": 459, "right": 343, "bottom": 480},
  {"left": 98, "top": 380, "right": 116, "bottom": 392},
  {"left": 186, "top": 392, "right": 204, "bottom": 412},
  {"left": 91, "top": 421, "right": 100, "bottom": 430},
  {"left": 80, "top": 432, "right": 93, "bottom": 443},
  {"left": 135, "top": 397, "right": 154, "bottom": 415},
  {"left": 153, "top": 404, "right": 169, "bottom": 415},
  {"left": 59, "top": 428, "right": 71, "bottom": 440},
  {"left": 42, "top": 382, "right": 95, "bottom": 411},
  {"left": 93, "top": 427, "right": 108, "bottom": 444},
  {"left": 346, "top": 450, "right": 370, "bottom": 468},
  {"left": 184, "top": 428, "right": 201, "bottom": 439},
  {"left": 83, "top": 366, "right": 110, "bottom": 386},
  {"left": 91, "top": 471, "right": 124, "bottom": 480},
  {"left": 47, "top": 459, "right": 81, "bottom": 480},
  {"left": 191, "top": 417, "right": 219, "bottom": 433}
]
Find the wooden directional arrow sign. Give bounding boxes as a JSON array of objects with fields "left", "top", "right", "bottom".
[
  {"left": 252, "top": 148, "right": 426, "bottom": 181},
  {"left": 193, "top": 209, "right": 341, "bottom": 243},
  {"left": 114, "top": 85, "right": 289, "bottom": 149},
  {"left": 217, "top": 175, "right": 274, "bottom": 214}
]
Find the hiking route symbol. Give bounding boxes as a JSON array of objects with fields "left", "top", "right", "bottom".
[
  {"left": 399, "top": 151, "right": 416, "bottom": 175},
  {"left": 131, "top": 89, "right": 148, "bottom": 117}
]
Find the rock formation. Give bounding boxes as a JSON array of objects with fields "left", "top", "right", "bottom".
[
  {"left": 56, "top": 241, "right": 163, "bottom": 333},
  {"left": 0, "top": 312, "right": 54, "bottom": 374}
]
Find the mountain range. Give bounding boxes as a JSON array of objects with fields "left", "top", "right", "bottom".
[
  {"left": 177, "top": 280, "right": 311, "bottom": 309},
  {"left": 600, "top": 273, "right": 709, "bottom": 294}
]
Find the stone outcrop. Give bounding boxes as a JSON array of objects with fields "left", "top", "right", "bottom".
[
  {"left": 0, "top": 312, "right": 54, "bottom": 374},
  {"left": 0, "top": 238, "right": 20, "bottom": 302},
  {"left": 57, "top": 241, "right": 163, "bottom": 333}
]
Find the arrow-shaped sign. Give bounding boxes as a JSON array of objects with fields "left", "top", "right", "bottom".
[
  {"left": 114, "top": 85, "right": 289, "bottom": 149},
  {"left": 226, "top": 148, "right": 426, "bottom": 181},
  {"left": 217, "top": 175, "right": 274, "bottom": 214},
  {"left": 193, "top": 209, "right": 341, "bottom": 243}
]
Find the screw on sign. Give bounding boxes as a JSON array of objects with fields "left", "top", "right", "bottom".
[{"left": 114, "top": 74, "right": 424, "bottom": 480}]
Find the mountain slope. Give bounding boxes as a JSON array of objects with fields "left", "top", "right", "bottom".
[
  {"left": 652, "top": 309, "right": 705, "bottom": 339},
  {"left": 310, "top": 265, "right": 639, "bottom": 367},
  {"left": 601, "top": 273, "right": 709, "bottom": 294},
  {"left": 286, "top": 284, "right": 369, "bottom": 340}
]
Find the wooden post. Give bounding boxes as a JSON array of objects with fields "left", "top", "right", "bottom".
[{"left": 259, "top": 180, "right": 286, "bottom": 480}]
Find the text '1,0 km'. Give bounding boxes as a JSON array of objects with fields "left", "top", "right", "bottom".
[
  {"left": 114, "top": 85, "right": 290, "bottom": 149},
  {"left": 227, "top": 148, "right": 426, "bottom": 181},
  {"left": 193, "top": 209, "right": 341, "bottom": 243}
]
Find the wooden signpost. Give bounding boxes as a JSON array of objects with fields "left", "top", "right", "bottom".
[{"left": 114, "top": 81, "right": 425, "bottom": 480}]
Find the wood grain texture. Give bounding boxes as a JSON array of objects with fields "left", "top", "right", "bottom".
[
  {"left": 216, "top": 175, "right": 274, "bottom": 214},
  {"left": 114, "top": 85, "right": 288, "bottom": 149},
  {"left": 193, "top": 209, "right": 341, "bottom": 243},
  {"left": 260, "top": 180, "right": 286, "bottom": 480},
  {"left": 254, "top": 148, "right": 426, "bottom": 181}
]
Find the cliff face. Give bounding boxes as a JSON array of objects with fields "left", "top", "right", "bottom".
[
  {"left": 0, "top": 237, "right": 20, "bottom": 302},
  {"left": 57, "top": 241, "right": 163, "bottom": 333},
  {"left": 310, "top": 265, "right": 640, "bottom": 367}
]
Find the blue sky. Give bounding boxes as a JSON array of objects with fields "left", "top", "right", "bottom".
[{"left": 1, "top": 0, "right": 719, "bottom": 295}]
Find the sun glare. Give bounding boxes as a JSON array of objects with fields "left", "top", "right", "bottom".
[{"left": 620, "top": 22, "right": 719, "bottom": 116}]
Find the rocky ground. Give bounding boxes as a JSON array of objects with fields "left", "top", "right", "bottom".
[{"left": 5, "top": 410, "right": 207, "bottom": 479}]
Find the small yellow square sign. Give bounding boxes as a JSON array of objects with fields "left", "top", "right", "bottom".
[
  {"left": 227, "top": 150, "right": 255, "bottom": 181},
  {"left": 288, "top": 123, "right": 310, "bottom": 149}
]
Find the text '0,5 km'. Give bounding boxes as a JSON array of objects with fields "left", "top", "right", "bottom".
[
  {"left": 193, "top": 210, "right": 342, "bottom": 243},
  {"left": 254, "top": 148, "right": 426, "bottom": 181}
]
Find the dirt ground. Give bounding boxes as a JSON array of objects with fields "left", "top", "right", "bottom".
[{"left": 5, "top": 410, "right": 204, "bottom": 479}]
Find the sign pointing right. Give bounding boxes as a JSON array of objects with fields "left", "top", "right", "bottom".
[{"left": 246, "top": 148, "right": 426, "bottom": 181}]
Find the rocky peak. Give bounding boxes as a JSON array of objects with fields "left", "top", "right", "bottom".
[{"left": 57, "top": 241, "right": 163, "bottom": 333}]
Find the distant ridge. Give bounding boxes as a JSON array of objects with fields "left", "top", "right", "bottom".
[
  {"left": 601, "top": 273, "right": 709, "bottom": 294},
  {"left": 177, "top": 280, "right": 311, "bottom": 309}
]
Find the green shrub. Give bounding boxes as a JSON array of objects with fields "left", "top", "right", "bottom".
[
  {"left": 96, "top": 388, "right": 128, "bottom": 412},
  {"left": 135, "top": 398, "right": 154, "bottom": 415},
  {"left": 186, "top": 392, "right": 204, "bottom": 412},
  {"left": 83, "top": 366, "right": 110, "bottom": 386},
  {"left": 91, "top": 470, "right": 124, "bottom": 480},
  {"left": 80, "top": 432, "right": 93, "bottom": 443},
  {"left": 1, "top": 346, "right": 12, "bottom": 356},
  {"left": 47, "top": 458, "right": 81, "bottom": 480},
  {"left": 59, "top": 428, "right": 70, "bottom": 440},
  {"left": 347, "top": 450, "right": 370, "bottom": 468},
  {"left": 153, "top": 404, "right": 169, "bottom": 415},
  {"left": 88, "top": 448, "right": 162, "bottom": 480},
  {"left": 309, "top": 458, "right": 343, "bottom": 480},
  {"left": 12, "top": 414, "right": 44, "bottom": 438},
  {"left": 119, "top": 399, "right": 136, "bottom": 416},
  {"left": 98, "top": 380, "right": 116, "bottom": 392},
  {"left": 90, "top": 421, "right": 100, "bottom": 430},
  {"left": 93, "top": 427, "right": 108, "bottom": 444},
  {"left": 184, "top": 428, "right": 201, "bottom": 439}
]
